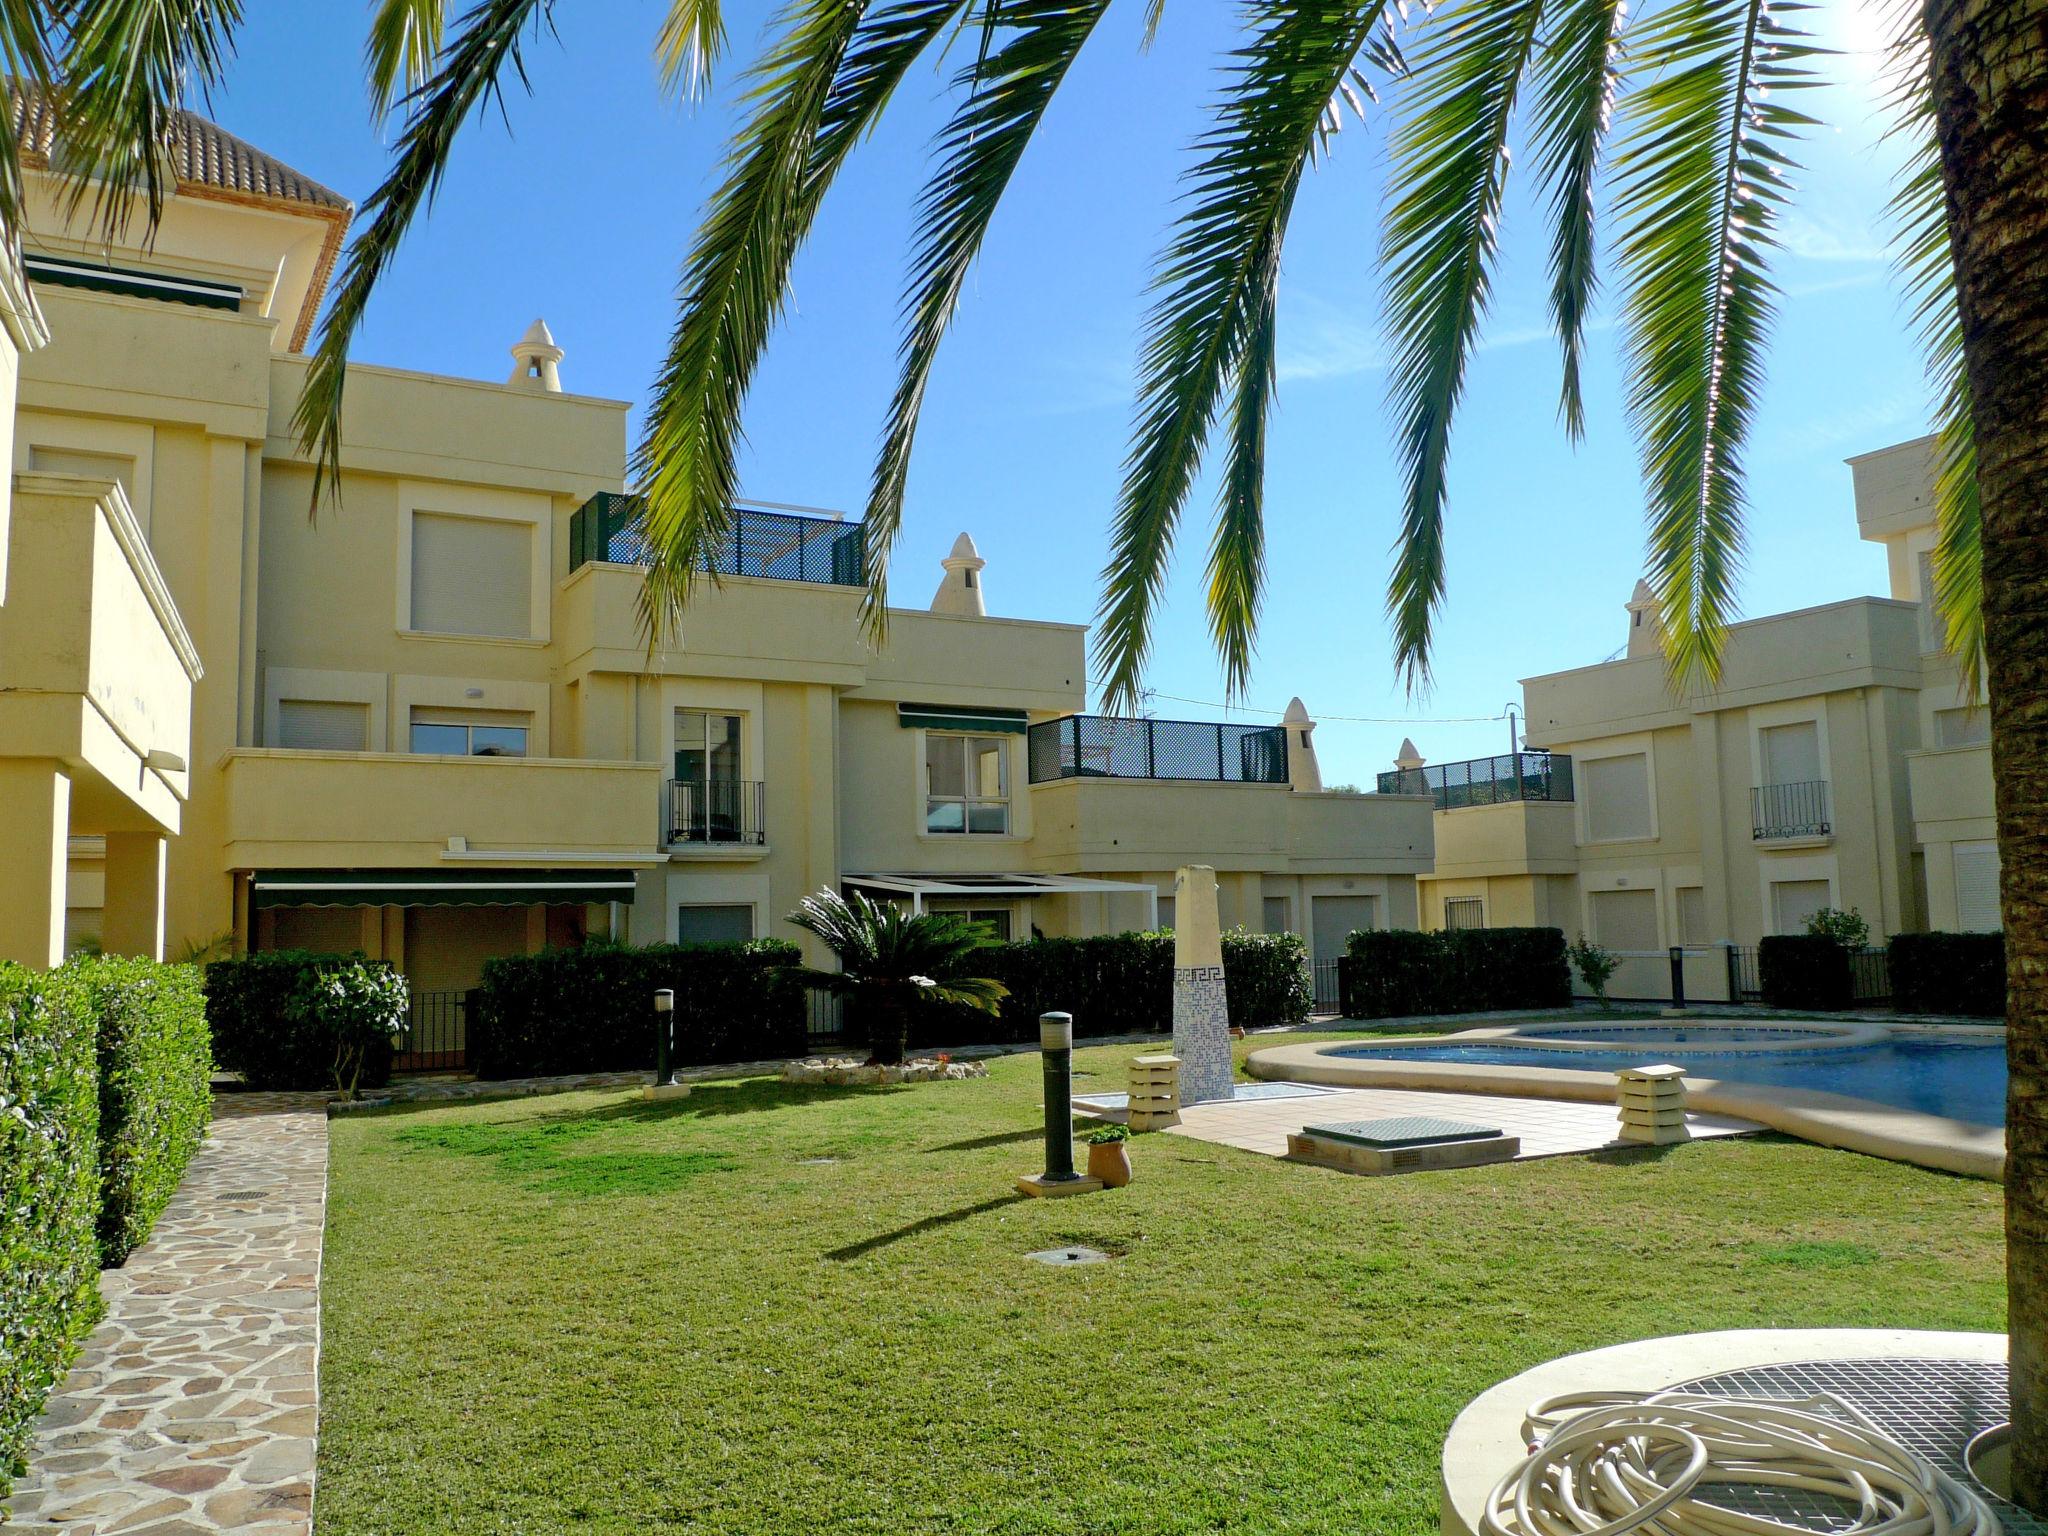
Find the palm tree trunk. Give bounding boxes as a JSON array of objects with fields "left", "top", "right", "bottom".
[{"left": 1923, "top": 0, "right": 2048, "bottom": 1506}]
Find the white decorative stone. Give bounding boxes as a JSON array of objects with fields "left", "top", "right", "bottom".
[
  {"left": 1171, "top": 866, "right": 1234, "bottom": 1104},
  {"left": 779, "top": 1056, "right": 989, "bottom": 1087}
]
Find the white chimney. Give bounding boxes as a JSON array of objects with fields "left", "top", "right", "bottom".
[
  {"left": 1394, "top": 737, "right": 1425, "bottom": 771},
  {"left": 1626, "top": 578, "right": 1661, "bottom": 659},
  {"left": 508, "top": 317, "right": 564, "bottom": 392},
  {"left": 1282, "top": 697, "right": 1322, "bottom": 792},
  {"left": 930, "top": 531, "right": 987, "bottom": 617}
]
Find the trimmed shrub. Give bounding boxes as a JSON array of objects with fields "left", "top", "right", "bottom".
[
  {"left": 0, "top": 964, "right": 101, "bottom": 1501},
  {"left": 1888, "top": 931, "right": 2006, "bottom": 1017},
  {"left": 1758, "top": 934, "right": 1853, "bottom": 1011},
  {"left": 62, "top": 957, "right": 212, "bottom": 1265},
  {"left": 469, "top": 941, "right": 805, "bottom": 1080},
  {"left": 204, "top": 951, "right": 404, "bottom": 1092},
  {"left": 1338, "top": 927, "right": 1572, "bottom": 1018},
  {"left": 873, "top": 930, "right": 1312, "bottom": 1050}
]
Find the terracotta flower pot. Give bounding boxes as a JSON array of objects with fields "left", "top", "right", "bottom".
[{"left": 1087, "top": 1140, "right": 1132, "bottom": 1188}]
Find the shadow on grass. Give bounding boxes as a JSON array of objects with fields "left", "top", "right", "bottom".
[
  {"left": 825, "top": 1194, "right": 1029, "bottom": 1262},
  {"left": 923, "top": 1126, "right": 1041, "bottom": 1154},
  {"left": 394, "top": 1119, "right": 735, "bottom": 1197}
]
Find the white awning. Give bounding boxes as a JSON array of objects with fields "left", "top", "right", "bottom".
[{"left": 844, "top": 872, "right": 1158, "bottom": 922}]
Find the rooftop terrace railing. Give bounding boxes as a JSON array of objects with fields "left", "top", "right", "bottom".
[
  {"left": 1375, "top": 751, "right": 1574, "bottom": 809},
  {"left": 1027, "top": 715, "right": 1289, "bottom": 786},
  {"left": 567, "top": 491, "right": 865, "bottom": 586}
]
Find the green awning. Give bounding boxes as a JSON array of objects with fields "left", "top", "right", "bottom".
[
  {"left": 896, "top": 702, "right": 1028, "bottom": 734},
  {"left": 250, "top": 867, "right": 639, "bottom": 909},
  {"left": 25, "top": 253, "right": 242, "bottom": 312}
]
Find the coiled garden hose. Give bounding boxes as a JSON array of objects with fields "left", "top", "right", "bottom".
[{"left": 1478, "top": 1388, "right": 2002, "bottom": 1536}]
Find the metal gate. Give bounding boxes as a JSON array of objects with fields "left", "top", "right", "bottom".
[{"left": 395, "top": 989, "right": 468, "bottom": 1072}]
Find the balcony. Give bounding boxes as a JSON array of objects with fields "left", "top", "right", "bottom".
[
  {"left": 665, "top": 778, "right": 766, "bottom": 846},
  {"left": 568, "top": 491, "right": 864, "bottom": 585},
  {"left": 1376, "top": 751, "right": 1573, "bottom": 810},
  {"left": 1751, "top": 779, "right": 1832, "bottom": 842},
  {"left": 1026, "top": 715, "right": 1288, "bottom": 785}
]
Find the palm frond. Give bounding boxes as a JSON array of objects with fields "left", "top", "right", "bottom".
[
  {"left": 1095, "top": 0, "right": 1391, "bottom": 714},
  {"left": 292, "top": 0, "right": 557, "bottom": 512},
  {"left": 1528, "top": 0, "right": 1628, "bottom": 439},
  {"left": 926, "top": 976, "right": 1007, "bottom": 1014},
  {"left": 1206, "top": 224, "right": 1280, "bottom": 696},
  {"left": 1611, "top": 0, "right": 1820, "bottom": 688},
  {"left": 861, "top": 0, "right": 1108, "bottom": 645},
  {"left": 0, "top": 4, "right": 55, "bottom": 244},
  {"left": 785, "top": 888, "right": 1003, "bottom": 994},
  {"left": 656, "top": 0, "right": 726, "bottom": 100},
  {"left": 1381, "top": 0, "right": 1551, "bottom": 694},
  {"left": 1880, "top": 1, "right": 1983, "bottom": 695},
  {"left": 633, "top": 0, "right": 963, "bottom": 651},
  {"left": 50, "top": 0, "right": 242, "bottom": 239},
  {"left": 366, "top": 0, "right": 447, "bottom": 115}
]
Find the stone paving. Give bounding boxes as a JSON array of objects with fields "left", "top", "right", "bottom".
[{"left": 1, "top": 1092, "right": 329, "bottom": 1535}]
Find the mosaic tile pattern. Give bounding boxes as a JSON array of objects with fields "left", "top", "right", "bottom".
[
  {"left": 1172, "top": 966, "right": 1235, "bottom": 1104},
  {"left": 1, "top": 1093, "right": 329, "bottom": 1535}
]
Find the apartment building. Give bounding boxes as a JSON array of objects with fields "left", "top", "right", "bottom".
[
  {"left": 0, "top": 101, "right": 1433, "bottom": 1036},
  {"left": 1404, "top": 434, "right": 1997, "bottom": 999}
]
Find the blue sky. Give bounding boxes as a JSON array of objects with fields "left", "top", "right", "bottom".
[{"left": 211, "top": 2, "right": 1924, "bottom": 787}]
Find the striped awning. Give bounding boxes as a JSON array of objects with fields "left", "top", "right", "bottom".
[
  {"left": 895, "top": 702, "right": 1028, "bottom": 734},
  {"left": 249, "top": 868, "right": 639, "bottom": 909}
]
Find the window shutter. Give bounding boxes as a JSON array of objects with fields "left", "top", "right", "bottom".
[
  {"left": 1760, "top": 721, "right": 1821, "bottom": 786},
  {"left": 1590, "top": 888, "right": 1657, "bottom": 950},
  {"left": 1677, "top": 886, "right": 1707, "bottom": 946},
  {"left": 1770, "top": 879, "right": 1832, "bottom": 935},
  {"left": 276, "top": 699, "right": 369, "bottom": 751},
  {"left": 1584, "top": 754, "right": 1651, "bottom": 841},
  {"left": 411, "top": 512, "right": 532, "bottom": 637},
  {"left": 1955, "top": 844, "right": 2002, "bottom": 931}
]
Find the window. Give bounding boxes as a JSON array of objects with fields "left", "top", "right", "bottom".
[
  {"left": 1443, "top": 897, "right": 1486, "bottom": 931},
  {"left": 1759, "top": 720, "right": 1822, "bottom": 786},
  {"left": 1936, "top": 707, "right": 1991, "bottom": 749},
  {"left": 934, "top": 904, "right": 1013, "bottom": 942},
  {"left": 675, "top": 711, "right": 742, "bottom": 782},
  {"left": 1918, "top": 550, "right": 1943, "bottom": 652},
  {"left": 677, "top": 904, "right": 755, "bottom": 945},
  {"left": 925, "top": 734, "right": 1009, "bottom": 834},
  {"left": 1955, "top": 842, "right": 2002, "bottom": 931},
  {"left": 1677, "top": 886, "right": 1708, "bottom": 946},
  {"left": 1156, "top": 896, "right": 1175, "bottom": 932},
  {"left": 1590, "top": 888, "right": 1658, "bottom": 951},
  {"left": 1583, "top": 753, "right": 1651, "bottom": 842},
  {"left": 409, "top": 708, "right": 529, "bottom": 757},
  {"left": 276, "top": 699, "right": 368, "bottom": 752},
  {"left": 1263, "top": 896, "right": 1291, "bottom": 935},
  {"left": 410, "top": 511, "right": 531, "bottom": 637},
  {"left": 1770, "top": 879, "right": 1832, "bottom": 935}
]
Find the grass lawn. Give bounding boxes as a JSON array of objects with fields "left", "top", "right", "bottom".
[{"left": 318, "top": 1038, "right": 2004, "bottom": 1535}]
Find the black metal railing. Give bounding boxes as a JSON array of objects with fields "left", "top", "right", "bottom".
[
  {"left": 1727, "top": 944, "right": 1763, "bottom": 1001},
  {"left": 1026, "top": 715, "right": 1289, "bottom": 785},
  {"left": 1725, "top": 943, "right": 1890, "bottom": 1004},
  {"left": 568, "top": 491, "right": 865, "bottom": 586},
  {"left": 1311, "top": 958, "right": 1342, "bottom": 1012},
  {"left": 806, "top": 990, "right": 846, "bottom": 1051},
  {"left": 1375, "top": 751, "right": 1573, "bottom": 809},
  {"left": 1751, "top": 779, "right": 1831, "bottom": 840},
  {"left": 666, "top": 778, "right": 766, "bottom": 845},
  {"left": 395, "top": 989, "right": 469, "bottom": 1072}
]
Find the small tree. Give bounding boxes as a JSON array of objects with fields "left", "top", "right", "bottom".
[
  {"left": 784, "top": 890, "right": 1007, "bottom": 1066},
  {"left": 285, "top": 959, "right": 407, "bottom": 1099},
  {"left": 1805, "top": 907, "right": 1871, "bottom": 952},
  {"left": 1567, "top": 935, "right": 1621, "bottom": 1009}
]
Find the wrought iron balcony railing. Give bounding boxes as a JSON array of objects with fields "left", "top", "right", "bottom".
[
  {"left": 666, "top": 778, "right": 766, "bottom": 846},
  {"left": 1375, "top": 751, "right": 1574, "bottom": 810},
  {"left": 1026, "top": 715, "right": 1288, "bottom": 785},
  {"left": 569, "top": 491, "right": 864, "bottom": 586},
  {"left": 1751, "top": 779, "right": 1831, "bottom": 840}
]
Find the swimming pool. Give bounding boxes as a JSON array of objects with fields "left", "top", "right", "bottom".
[
  {"left": 1516, "top": 1023, "right": 1852, "bottom": 1046},
  {"left": 1327, "top": 1036, "right": 2007, "bottom": 1125}
]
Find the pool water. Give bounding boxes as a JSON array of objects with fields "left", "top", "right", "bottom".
[
  {"left": 1329, "top": 1037, "right": 2007, "bottom": 1125},
  {"left": 1521, "top": 1024, "right": 1846, "bottom": 1045}
]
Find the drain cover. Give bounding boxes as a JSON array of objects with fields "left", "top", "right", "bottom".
[
  {"left": 216, "top": 1190, "right": 271, "bottom": 1201},
  {"left": 1025, "top": 1246, "right": 1111, "bottom": 1267}
]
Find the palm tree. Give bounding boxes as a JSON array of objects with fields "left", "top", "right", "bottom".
[
  {"left": 784, "top": 889, "right": 1006, "bottom": 1065},
  {"left": 15, "top": 0, "right": 2047, "bottom": 1498}
]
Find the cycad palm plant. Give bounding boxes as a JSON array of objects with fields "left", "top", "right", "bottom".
[{"left": 785, "top": 889, "right": 1006, "bottom": 1066}]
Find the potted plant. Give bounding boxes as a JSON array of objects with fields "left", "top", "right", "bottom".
[
  {"left": 785, "top": 889, "right": 1007, "bottom": 1066},
  {"left": 1085, "top": 1122, "right": 1133, "bottom": 1188}
]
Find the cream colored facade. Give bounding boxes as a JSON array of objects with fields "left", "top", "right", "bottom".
[
  {"left": 0, "top": 109, "right": 1431, "bottom": 1015},
  {"left": 1409, "top": 435, "right": 1996, "bottom": 1000}
]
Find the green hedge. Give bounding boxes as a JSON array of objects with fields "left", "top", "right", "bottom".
[
  {"left": 862, "top": 931, "right": 1312, "bottom": 1051},
  {"left": 204, "top": 951, "right": 404, "bottom": 1092},
  {"left": 0, "top": 964, "right": 102, "bottom": 1502},
  {"left": 1337, "top": 928, "right": 1571, "bottom": 1018},
  {"left": 1888, "top": 932, "right": 2006, "bottom": 1017},
  {"left": 1758, "top": 934, "right": 1853, "bottom": 1011},
  {"left": 65, "top": 958, "right": 212, "bottom": 1266},
  {"left": 469, "top": 941, "right": 805, "bottom": 1079}
]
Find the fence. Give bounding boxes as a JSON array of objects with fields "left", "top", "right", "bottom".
[
  {"left": 805, "top": 990, "right": 846, "bottom": 1051},
  {"left": 1723, "top": 945, "right": 1889, "bottom": 1005},
  {"left": 1026, "top": 714, "right": 1289, "bottom": 785},
  {"left": 1750, "top": 779, "right": 1831, "bottom": 840},
  {"left": 1311, "top": 958, "right": 1342, "bottom": 1012},
  {"left": 395, "top": 989, "right": 469, "bottom": 1072},
  {"left": 567, "top": 491, "right": 865, "bottom": 586},
  {"left": 666, "top": 778, "right": 766, "bottom": 845},
  {"left": 1375, "top": 751, "right": 1573, "bottom": 810}
]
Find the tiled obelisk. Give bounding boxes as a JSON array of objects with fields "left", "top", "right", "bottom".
[{"left": 1171, "top": 866, "right": 1234, "bottom": 1104}]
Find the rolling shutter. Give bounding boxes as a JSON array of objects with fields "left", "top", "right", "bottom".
[
  {"left": 276, "top": 699, "right": 369, "bottom": 751},
  {"left": 1589, "top": 888, "right": 1657, "bottom": 951},
  {"left": 1955, "top": 843, "right": 2002, "bottom": 931},
  {"left": 411, "top": 511, "right": 531, "bottom": 637},
  {"left": 1584, "top": 754, "right": 1651, "bottom": 841}
]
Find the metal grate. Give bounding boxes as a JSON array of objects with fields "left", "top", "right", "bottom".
[
  {"left": 1376, "top": 751, "right": 1573, "bottom": 809},
  {"left": 1666, "top": 1357, "right": 2034, "bottom": 1534},
  {"left": 395, "top": 989, "right": 467, "bottom": 1072},
  {"left": 1026, "top": 714, "right": 1288, "bottom": 785}
]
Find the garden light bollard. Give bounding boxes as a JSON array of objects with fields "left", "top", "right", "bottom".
[
  {"left": 1668, "top": 947, "right": 1687, "bottom": 1011},
  {"left": 1015, "top": 1011, "right": 1102, "bottom": 1198},
  {"left": 643, "top": 988, "right": 690, "bottom": 1102}
]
